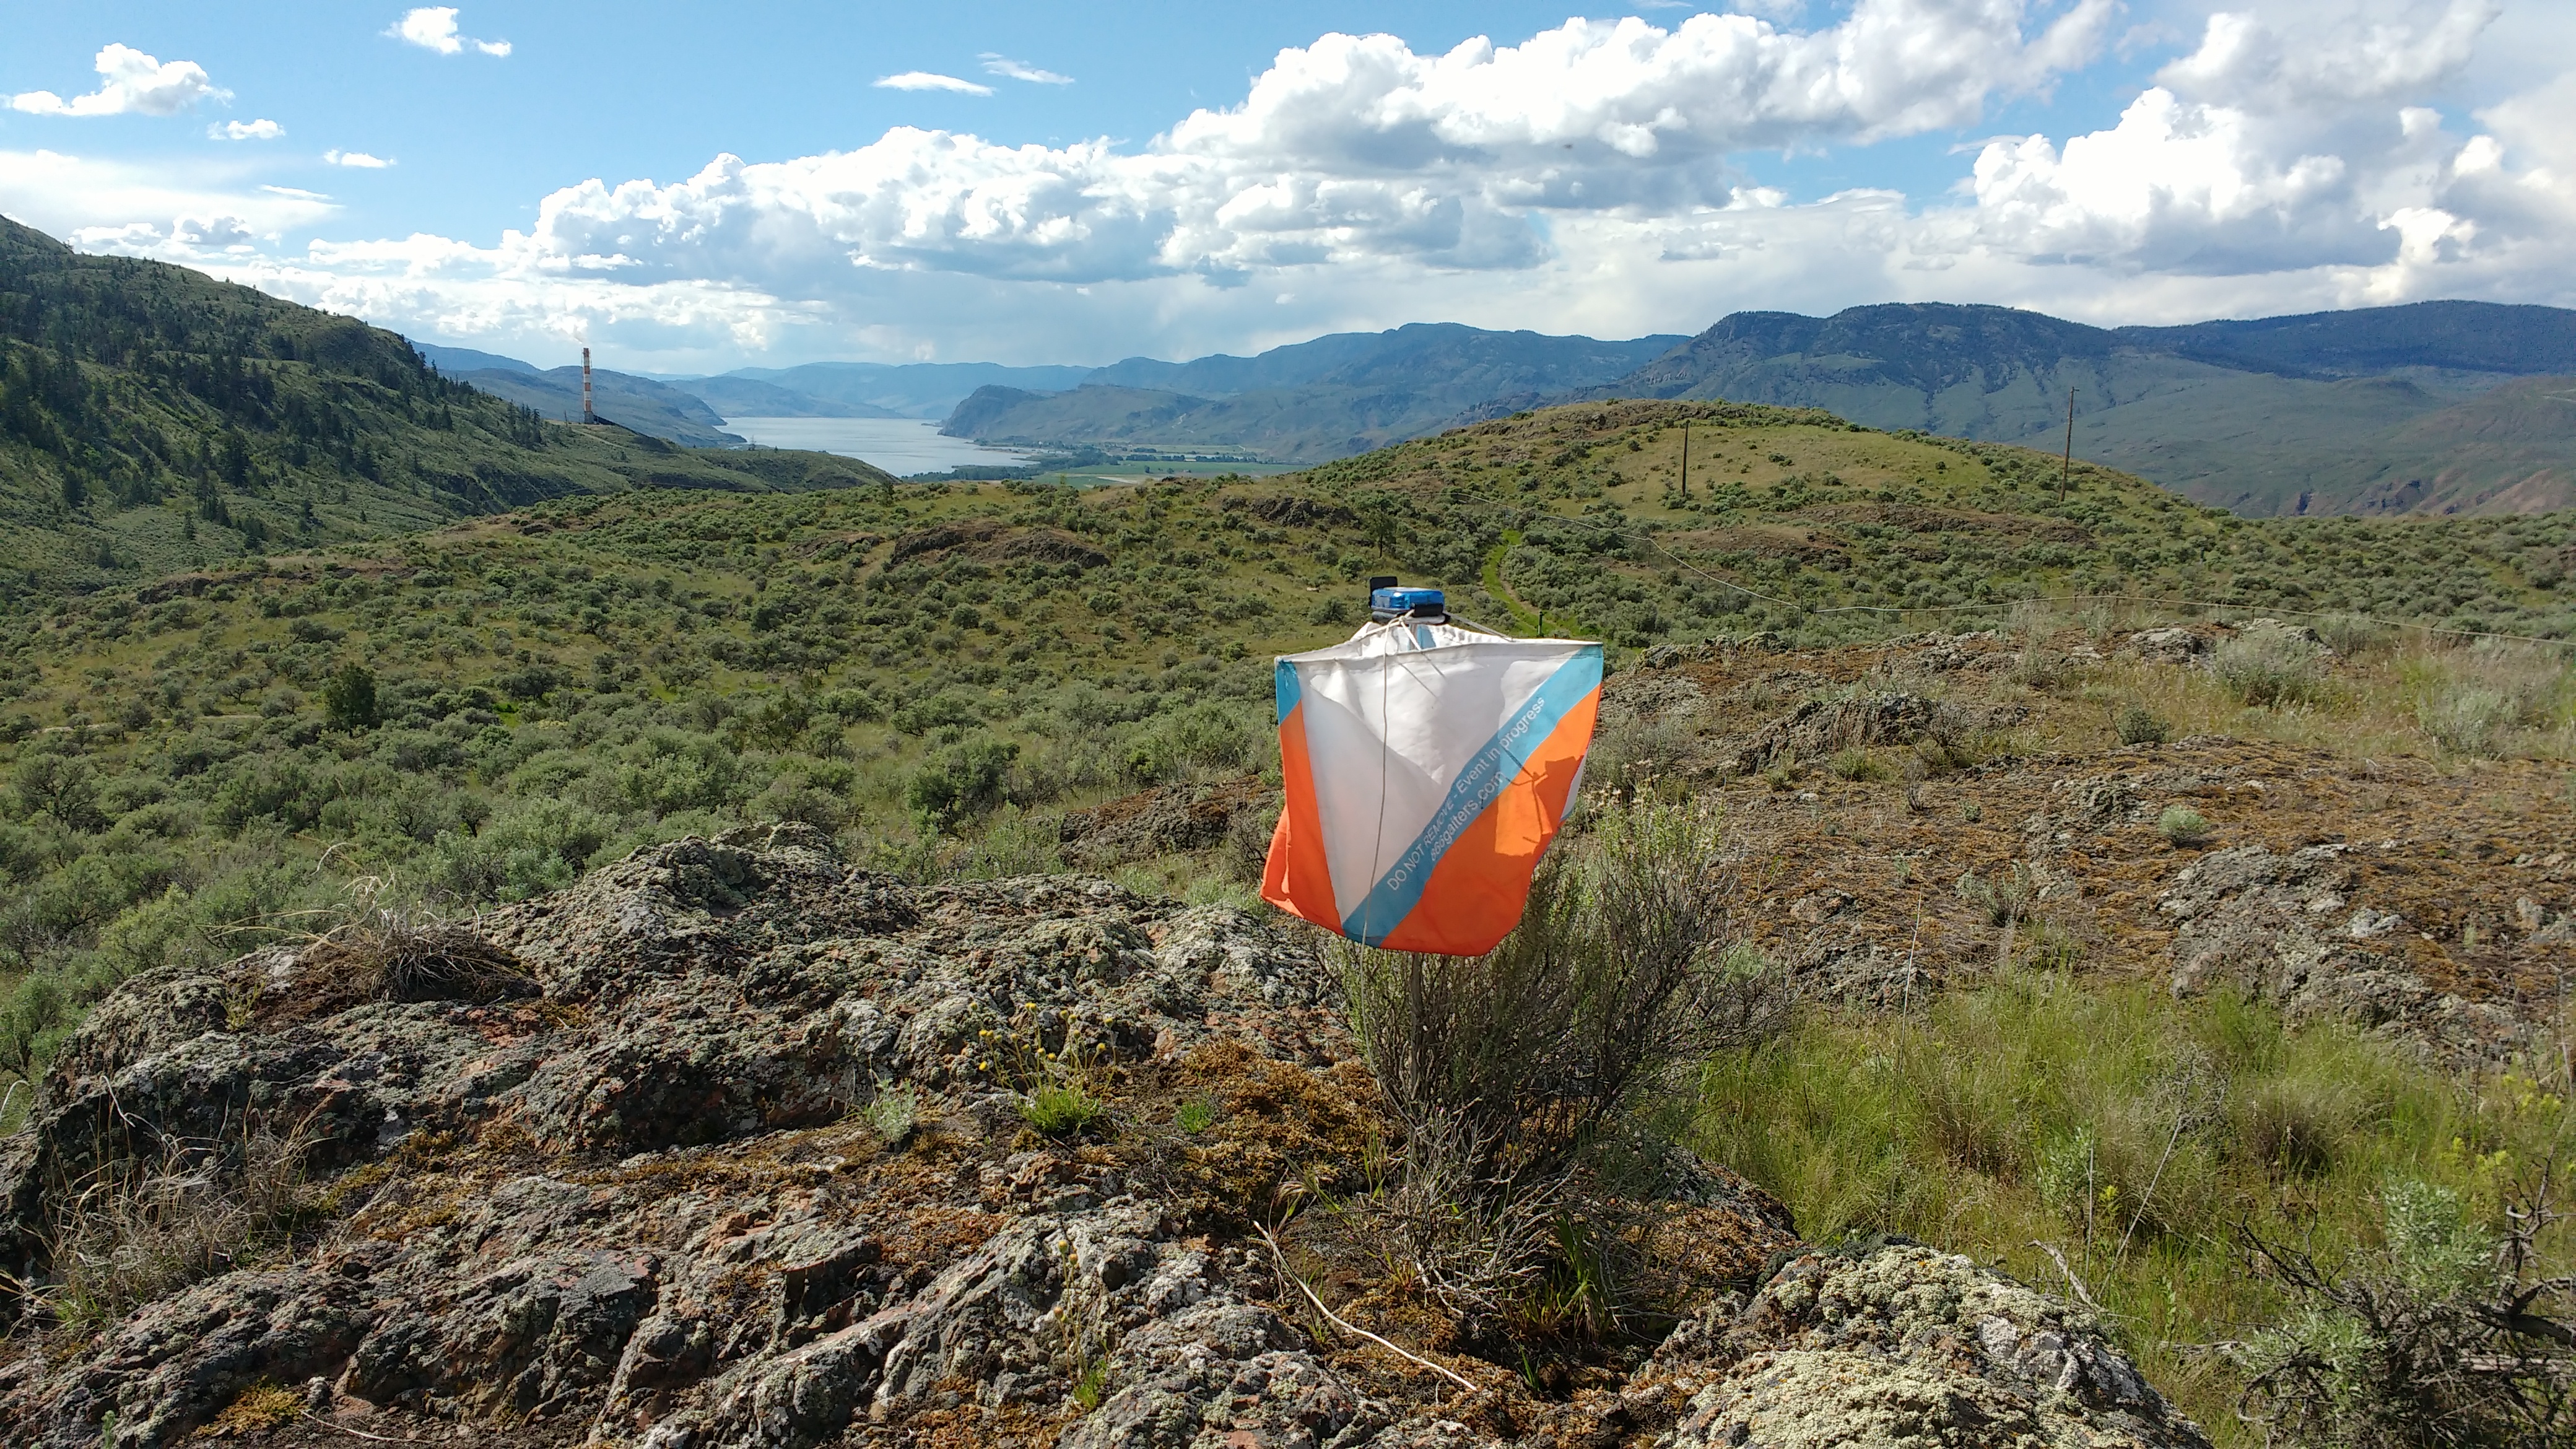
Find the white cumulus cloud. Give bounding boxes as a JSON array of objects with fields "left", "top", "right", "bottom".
[
  {"left": 0, "top": 148, "right": 335, "bottom": 264},
  {"left": 389, "top": 7, "right": 512, "bottom": 58},
  {"left": 876, "top": 72, "right": 996, "bottom": 95},
  {"left": 210, "top": 118, "right": 285, "bottom": 141},
  {"left": 980, "top": 55, "right": 1074, "bottom": 85},
  {"left": 7, "top": 44, "right": 228, "bottom": 118},
  {"left": 17, "top": 2, "right": 2576, "bottom": 374},
  {"left": 324, "top": 150, "right": 395, "bottom": 168},
  {"left": 1956, "top": 0, "right": 2553, "bottom": 299}
]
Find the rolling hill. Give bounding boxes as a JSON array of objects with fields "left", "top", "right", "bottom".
[
  {"left": 409, "top": 342, "right": 538, "bottom": 375},
  {"left": 443, "top": 363, "right": 748, "bottom": 448},
  {"left": 661, "top": 373, "right": 895, "bottom": 419},
  {"left": 0, "top": 216, "right": 898, "bottom": 603},
  {"left": 719, "top": 360, "right": 1095, "bottom": 419}
]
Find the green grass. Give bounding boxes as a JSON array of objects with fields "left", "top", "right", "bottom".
[
  {"left": 1689, "top": 971, "right": 2576, "bottom": 1445},
  {"left": 1020, "top": 1077, "right": 1107, "bottom": 1138}
]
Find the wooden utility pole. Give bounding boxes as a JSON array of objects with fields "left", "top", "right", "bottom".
[
  {"left": 1679, "top": 420, "right": 1690, "bottom": 501},
  {"left": 2059, "top": 387, "right": 2076, "bottom": 501}
]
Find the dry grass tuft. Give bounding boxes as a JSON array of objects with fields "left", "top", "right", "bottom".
[
  {"left": 261, "top": 875, "right": 534, "bottom": 1025},
  {"left": 38, "top": 1121, "right": 315, "bottom": 1335}
]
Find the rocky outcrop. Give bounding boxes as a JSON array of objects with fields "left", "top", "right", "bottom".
[
  {"left": 1058, "top": 780, "right": 1277, "bottom": 872},
  {"left": 2119, "top": 627, "right": 2209, "bottom": 663},
  {"left": 2159, "top": 843, "right": 2530, "bottom": 1061},
  {"left": 1643, "top": 1243, "right": 2210, "bottom": 1449},
  {"left": 0, "top": 828, "right": 2212, "bottom": 1448}
]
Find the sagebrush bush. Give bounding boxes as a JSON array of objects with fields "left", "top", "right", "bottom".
[
  {"left": 2313, "top": 614, "right": 2393, "bottom": 658},
  {"left": 1957, "top": 862, "right": 2037, "bottom": 925},
  {"left": 2115, "top": 703, "right": 2170, "bottom": 745},
  {"left": 1585, "top": 710, "right": 1696, "bottom": 796},
  {"left": 1341, "top": 794, "right": 1775, "bottom": 1191},
  {"left": 904, "top": 736, "right": 1021, "bottom": 828},
  {"left": 2214, "top": 629, "right": 2329, "bottom": 707},
  {"left": 424, "top": 796, "right": 614, "bottom": 903},
  {"left": 2158, "top": 805, "right": 2211, "bottom": 846},
  {"left": 2408, "top": 643, "right": 2569, "bottom": 758},
  {"left": 1333, "top": 794, "right": 1784, "bottom": 1336},
  {"left": 860, "top": 1081, "right": 920, "bottom": 1146},
  {"left": 2237, "top": 1177, "right": 2576, "bottom": 1449}
]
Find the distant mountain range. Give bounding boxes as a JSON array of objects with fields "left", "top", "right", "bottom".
[
  {"left": 1573, "top": 301, "right": 2576, "bottom": 516},
  {"left": 943, "top": 324, "right": 1685, "bottom": 462},
  {"left": 419, "top": 298, "right": 2576, "bottom": 518}
]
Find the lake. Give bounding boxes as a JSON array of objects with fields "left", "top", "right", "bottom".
[{"left": 718, "top": 417, "right": 1035, "bottom": 475}]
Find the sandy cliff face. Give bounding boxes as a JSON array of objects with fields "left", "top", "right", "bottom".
[{"left": 0, "top": 824, "right": 2209, "bottom": 1448}]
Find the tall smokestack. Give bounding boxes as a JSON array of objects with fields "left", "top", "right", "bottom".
[{"left": 581, "top": 347, "right": 594, "bottom": 424}]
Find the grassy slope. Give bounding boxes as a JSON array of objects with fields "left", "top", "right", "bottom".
[
  {"left": 2052, "top": 370, "right": 2576, "bottom": 518},
  {"left": 0, "top": 217, "right": 895, "bottom": 602},
  {"left": 1293, "top": 399, "right": 2576, "bottom": 643}
]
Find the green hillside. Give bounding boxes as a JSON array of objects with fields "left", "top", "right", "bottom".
[
  {"left": 662, "top": 373, "right": 895, "bottom": 419},
  {"left": 0, "top": 217, "right": 897, "bottom": 604}
]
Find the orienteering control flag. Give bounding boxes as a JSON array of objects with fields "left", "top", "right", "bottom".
[{"left": 1261, "top": 620, "right": 1603, "bottom": 955}]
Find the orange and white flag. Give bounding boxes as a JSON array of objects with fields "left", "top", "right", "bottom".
[{"left": 1262, "top": 620, "right": 1602, "bottom": 955}]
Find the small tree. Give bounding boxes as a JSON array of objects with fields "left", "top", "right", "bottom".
[
  {"left": 322, "top": 664, "right": 378, "bottom": 732},
  {"left": 11, "top": 752, "right": 103, "bottom": 830}
]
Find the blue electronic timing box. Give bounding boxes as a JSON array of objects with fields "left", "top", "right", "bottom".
[{"left": 1370, "top": 586, "right": 1446, "bottom": 622}]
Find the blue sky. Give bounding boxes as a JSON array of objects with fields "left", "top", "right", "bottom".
[{"left": 4, "top": 2, "right": 2571, "bottom": 370}]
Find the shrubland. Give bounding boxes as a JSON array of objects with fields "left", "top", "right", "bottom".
[
  {"left": 4, "top": 400, "right": 2572, "bottom": 1112},
  {"left": 0, "top": 393, "right": 2573, "bottom": 1445}
]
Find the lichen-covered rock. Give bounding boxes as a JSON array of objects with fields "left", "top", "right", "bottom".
[
  {"left": 1736, "top": 692, "right": 1943, "bottom": 771},
  {"left": 2159, "top": 843, "right": 2530, "bottom": 1061},
  {"left": 0, "top": 832, "right": 2211, "bottom": 1449},
  {"left": 1061, "top": 1300, "right": 1375, "bottom": 1449},
  {"left": 2120, "top": 627, "right": 2208, "bottom": 663},
  {"left": 1650, "top": 1244, "right": 2210, "bottom": 1449}
]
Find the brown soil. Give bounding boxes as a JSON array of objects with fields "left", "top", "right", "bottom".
[{"left": 1630, "top": 631, "right": 2576, "bottom": 1028}]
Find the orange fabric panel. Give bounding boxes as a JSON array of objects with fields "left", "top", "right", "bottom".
[
  {"left": 1260, "top": 703, "right": 1339, "bottom": 929},
  {"left": 1373, "top": 687, "right": 1599, "bottom": 955}
]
